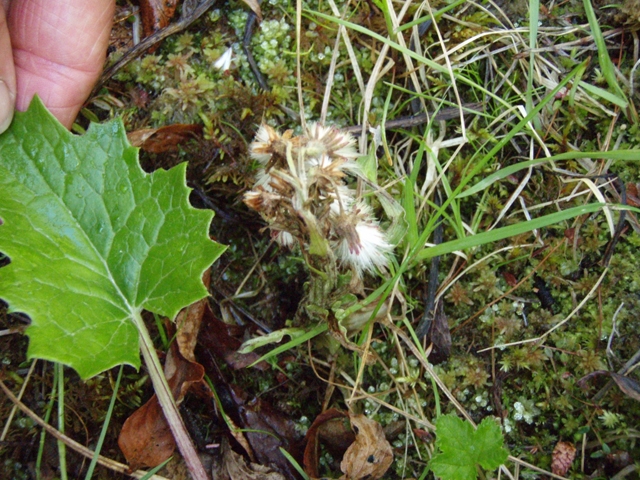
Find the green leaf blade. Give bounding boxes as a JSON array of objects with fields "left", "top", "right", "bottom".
[
  {"left": 435, "top": 414, "right": 477, "bottom": 457},
  {"left": 430, "top": 449, "right": 477, "bottom": 480},
  {"left": 475, "top": 417, "right": 509, "bottom": 470},
  {"left": 0, "top": 98, "right": 225, "bottom": 379},
  {"left": 430, "top": 414, "right": 508, "bottom": 480}
]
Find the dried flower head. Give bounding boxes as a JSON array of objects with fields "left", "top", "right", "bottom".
[
  {"left": 243, "top": 187, "right": 287, "bottom": 218},
  {"left": 306, "top": 153, "right": 361, "bottom": 183},
  {"left": 245, "top": 122, "right": 392, "bottom": 278},
  {"left": 305, "top": 122, "right": 359, "bottom": 160},
  {"left": 249, "top": 124, "right": 281, "bottom": 163},
  {"left": 273, "top": 230, "right": 295, "bottom": 248},
  {"left": 332, "top": 202, "right": 392, "bottom": 275},
  {"left": 249, "top": 124, "right": 301, "bottom": 171}
]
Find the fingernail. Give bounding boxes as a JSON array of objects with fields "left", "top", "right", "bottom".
[{"left": 0, "top": 79, "right": 15, "bottom": 134}]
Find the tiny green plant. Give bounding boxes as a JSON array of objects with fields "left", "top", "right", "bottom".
[
  {"left": 430, "top": 414, "right": 509, "bottom": 480},
  {"left": 0, "top": 98, "right": 226, "bottom": 479}
]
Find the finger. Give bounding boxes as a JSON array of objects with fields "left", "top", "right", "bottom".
[
  {"left": 0, "top": 3, "right": 16, "bottom": 133},
  {"left": 8, "top": 0, "right": 114, "bottom": 128}
]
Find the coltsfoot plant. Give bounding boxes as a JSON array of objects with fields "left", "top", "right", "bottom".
[
  {"left": 244, "top": 123, "right": 392, "bottom": 276},
  {"left": 243, "top": 123, "right": 394, "bottom": 336}
]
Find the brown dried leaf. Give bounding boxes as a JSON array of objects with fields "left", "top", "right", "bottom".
[
  {"left": 303, "top": 408, "right": 350, "bottom": 478},
  {"left": 231, "top": 388, "right": 304, "bottom": 480},
  {"left": 626, "top": 182, "right": 640, "bottom": 207},
  {"left": 212, "top": 438, "right": 287, "bottom": 480},
  {"left": 551, "top": 441, "right": 576, "bottom": 476},
  {"left": 118, "top": 385, "right": 173, "bottom": 469},
  {"left": 609, "top": 372, "right": 640, "bottom": 401},
  {"left": 127, "top": 124, "right": 202, "bottom": 153},
  {"left": 140, "top": 0, "right": 180, "bottom": 39},
  {"left": 241, "top": 0, "right": 263, "bottom": 21},
  {"left": 175, "top": 273, "right": 208, "bottom": 362},
  {"left": 502, "top": 271, "right": 518, "bottom": 287},
  {"left": 564, "top": 227, "right": 575, "bottom": 241},
  {"left": 118, "top": 337, "right": 204, "bottom": 469},
  {"left": 428, "top": 302, "right": 451, "bottom": 364},
  {"left": 578, "top": 370, "right": 640, "bottom": 401},
  {"left": 339, "top": 414, "right": 393, "bottom": 480},
  {"left": 606, "top": 450, "right": 633, "bottom": 470},
  {"left": 412, "top": 428, "right": 433, "bottom": 443},
  {"left": 197, "top": 303, "right": 268, "bottom": 370}
]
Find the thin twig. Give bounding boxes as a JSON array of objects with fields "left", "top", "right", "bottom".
[
  {"left": 343, "top": 102, "right": 483, "bottom": 135},
  {"left": 0, "top": 359, "right": 37, "bottom": 441},
  {"left": 415, "top": 191, "right": 443, "bottom": 339}
]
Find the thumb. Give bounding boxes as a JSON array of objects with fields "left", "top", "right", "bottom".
[{"left": 0, "top": 3, "right": 16, "bottom": 134}]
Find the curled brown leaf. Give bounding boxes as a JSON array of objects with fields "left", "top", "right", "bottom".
[
  {"left": 212, "top": 438, "right": 287, "bottom": 480},
  {"left": 140, "top": 0, "right": 180, "bottom": 39},
  {"left": 339, "top": 414, "right": 393, "bottom": 480},
  {"left": 303, "top": 408, "right": 350, "bottom": 478},
  {"left": 127, "top": 124, "right": 202, "bottom": 153}
]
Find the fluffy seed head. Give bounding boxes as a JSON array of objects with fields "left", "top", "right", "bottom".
[
  {"left": 246, "top": 123, "right": 393, "bottom": 276},
  {"left": 305, "top": 122, "right": 359, "bottom": 160},
  {"left": 273, "top": 230, "right": 295, "bottom": 248},
  {"left": 250, "top": 124, "right": 281, "bottom": 164},
  {"left": 243, "top": 188, "right": 283, "bottom": 217},
  {"left": 333, "top": 202, "right": 392, "bottom": 276}
]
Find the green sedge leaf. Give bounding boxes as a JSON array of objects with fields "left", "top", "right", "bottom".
[{"left": 0, "top": 98, "right": 226, "bottom": 379}]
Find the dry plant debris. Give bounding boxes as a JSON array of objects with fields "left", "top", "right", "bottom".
[{"left": 339, "top": 414, "right": 393, "bottom": 480}]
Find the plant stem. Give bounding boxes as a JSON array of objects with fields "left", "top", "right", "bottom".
[
  {"left": 36, "top": 366, "right": 55, "bottom": 480},
  {"left": 56, "top": 362, "right": 68, "bottom": 480},
  {"left": 133, "top": 311, "right": 209, "bottom": 480}
]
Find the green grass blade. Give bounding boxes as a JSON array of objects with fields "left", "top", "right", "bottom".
[
  {"left": 36, "top": 369, "right": 56, "bottom": 480},
  {"left": 308, "top": 9, "right": 504, "bottom": 107},
  {"left": 579, "top": 81, "right": 629, "bottom": 108},
  {"left": 582, "top": 0, "right": 628, "bottom": 108},
  {"left": 279, "top": 447, "right": 310, "bottom": 479},
  {"left": 459, "top": 150, "right": 640, "bottom": 198},
  {"left": 84, "top": 366, "right": 124, "bottom": 480},
  {"left": 416, "top": 203, "right": 606, "bottom": 262},
  {"left": 138, "top": 458, "right": 172, "bottom": 480},
  {"left": 397, "top": 0, "right": 467, "bottom": 32},
  {"left": 248, "top": 322, "right": 328, "bottom": 367},
  {"left": 408, "top": 61, "right": 586, "bottom": 264},
  {"left": 454, "top": 62, "right": 586, "bottom": 197},
  {"left": 367, "top": 64, "right": 589, "bottom": 320},
  {"left": 528, "top": 0, "right": 540, "bottom": 130},
  {"left": 403, "top": 177, "right": 419, "bottom": 249}
]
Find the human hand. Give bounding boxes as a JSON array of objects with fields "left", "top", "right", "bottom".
[{"left": 0, "top": 0, "right": 114, "bottom": 133}]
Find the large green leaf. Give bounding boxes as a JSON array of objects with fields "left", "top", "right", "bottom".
[{"left": 0, "top": 98, "right": 225, "bottom": 379}]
